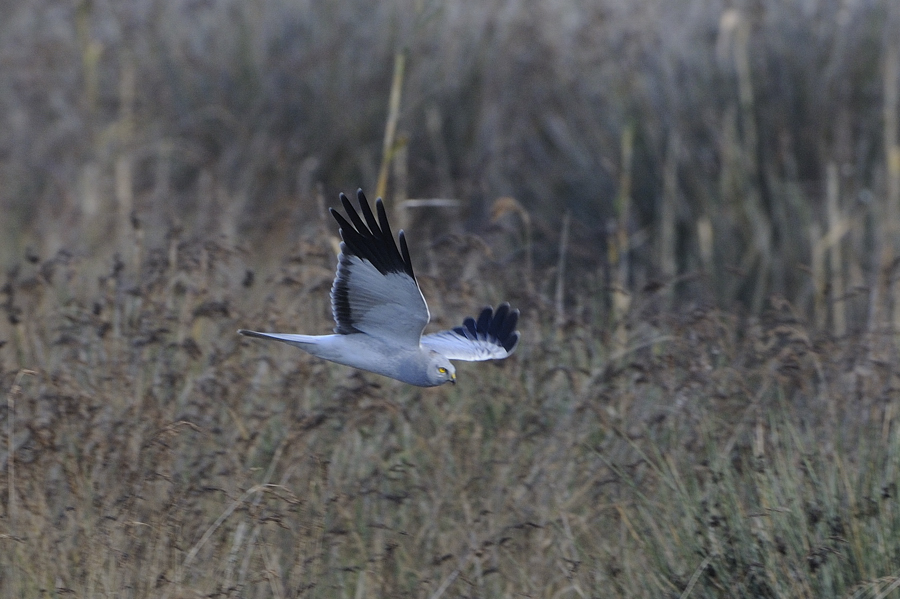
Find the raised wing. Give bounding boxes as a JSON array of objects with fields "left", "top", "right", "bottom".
[
  {"left": 421, "top": 304, "right": 520, "bottom": 361},
  {"left": 329, "top": 189, "right": 429, "bottom": 348}
]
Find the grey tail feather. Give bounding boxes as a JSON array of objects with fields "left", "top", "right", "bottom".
[
  {"left": 238, "top": 329, "right": 281, "bottom": 341},
  {"left": 237, "top": 329, "right": 318, "bottom": 347}
]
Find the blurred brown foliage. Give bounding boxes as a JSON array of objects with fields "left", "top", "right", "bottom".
[
  {"left": 2, "top": 0, "right": 900, "bottom": 324},
  {"left": 0, "top": 223, "right": 898, "bottom": 596},
  {"left": 2, "top": 0, "right": 900, "bottom": 596}
]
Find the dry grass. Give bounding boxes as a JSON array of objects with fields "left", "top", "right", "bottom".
[
  {"left": 1, "top": 225, "right": 899, "bottom": 597},
  {"left": 3, "top": 0, "right": 900, "bottom": 596}
]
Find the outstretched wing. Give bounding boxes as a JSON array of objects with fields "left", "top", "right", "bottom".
[
  {"left": 329, "top": 189, "right": 429, "bottom": 348},
  {"left": 421, "top": 304, "right": 520, "bottom": 361}
]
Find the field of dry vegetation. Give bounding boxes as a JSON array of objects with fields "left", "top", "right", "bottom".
[{"left": 3, "top": 0, "right": 900, "bottom": 597}]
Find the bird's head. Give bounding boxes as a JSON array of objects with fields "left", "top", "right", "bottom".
[{"left": 426, "top": 351, "right": 456, "bottom": 386}]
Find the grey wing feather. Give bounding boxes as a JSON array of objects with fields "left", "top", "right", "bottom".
[
  {"left": 421, "top": 304, "right": 520, "bottom": 361},
  {"left": 328, "top": 189, "right": 429, "bottom": 347}
]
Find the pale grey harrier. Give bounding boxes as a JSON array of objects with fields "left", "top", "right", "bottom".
[{"left": 239, "top": 189, "right": 519, "bottom": 386}]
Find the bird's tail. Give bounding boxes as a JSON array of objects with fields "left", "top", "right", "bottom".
[{"left": 237, "top": 330, "right": 323, "bottom": 348}]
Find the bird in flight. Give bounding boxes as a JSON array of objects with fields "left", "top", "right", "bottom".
[{"left": 239, "top": 189, "right": 520, "bottom": 386}]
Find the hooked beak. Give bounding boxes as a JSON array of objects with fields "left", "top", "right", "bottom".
[{"left": 450, "top": 372, "right": 457, "bottom": 385}]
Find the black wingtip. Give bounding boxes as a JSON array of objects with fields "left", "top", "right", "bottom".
[
  {"left": 329, "top": 189, "right": 415, "bottom": 279},
  {"left": 454, "top": 303, "right": 521, "bottom": 354},
  {"left": 492, "top": 303, "right": 520, "bottom": 353},
  {"left": 398, "top": 231, "right": 414, "bottom": 278},
  {"left": 503, "top": 330, "right": 521, "bottom": 353}
]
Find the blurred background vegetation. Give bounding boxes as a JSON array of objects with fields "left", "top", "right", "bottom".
[
  {"left": 3, "top": 0, "right": 900, "bottom": 597},
  {"left": 2, "top": 0, "right": 899, "bottom": 324}
]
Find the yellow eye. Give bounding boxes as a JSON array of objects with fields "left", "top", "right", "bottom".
[{"left": 438, "top": 367, "right": 447, "bottom": 374}]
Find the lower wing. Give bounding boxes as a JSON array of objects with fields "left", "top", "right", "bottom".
[{"left": 420, "top": 303, "right": 520, "bottom": 362}]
